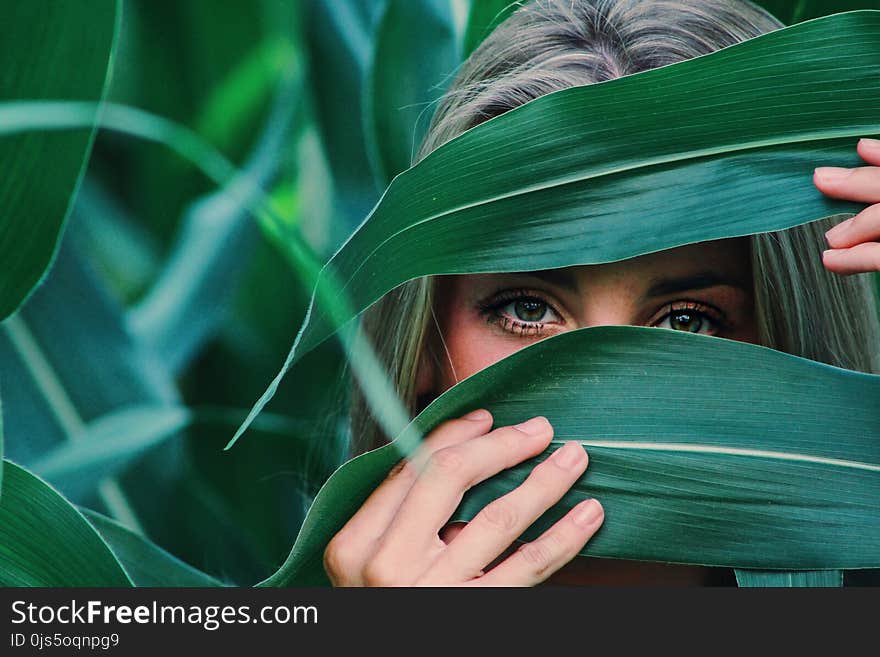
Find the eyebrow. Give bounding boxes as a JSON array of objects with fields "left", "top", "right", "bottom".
[
  {"left": 643, "top": 270, "right": 749, "bottom": 299},
  {"left": 518, "top": 269, "right": 580, "bottom": 293}
]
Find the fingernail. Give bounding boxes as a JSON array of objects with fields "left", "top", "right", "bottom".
[
  {"left": 552, "top": 441, "right": 585, "bottom": 469},
  {"left": 463, "top": 409, "right": 490, "bottom": 421},
  {"left": 513, "top": 416, "right": 550, "bottom": 436},
  {"left": 825, "top": 217, "right": 854, "bottom": 242},
  {"left": 815, "top": 166, "right": 853, "bottom": 182},
  {"left": 859, "top": 138, "right": 880, "bottom": 152},
  {"left": 573, "top": 499, "right": 603, "bottom": 527}
]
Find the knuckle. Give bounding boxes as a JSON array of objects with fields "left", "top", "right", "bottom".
[
  {"left": 477, "top": 498, "right": 520, "bottom": 533},
  {"left": 323, "top": 533, "right": 360, "bottom": 579},
  {"left": 426, "top": 446, "right": 466, "bottom": 477},
  {"left": 362, "top": 554, "right": 400, "bottom": 587},
  {"left": 517, "top": 540, "right": 554, "bottom": 575}
]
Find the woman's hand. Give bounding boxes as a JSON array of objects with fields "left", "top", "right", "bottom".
[
  {"left": 817, "top": 138, "right": 880, "bottom": 274},
  {"left": 323, "top": 410, "right": 603, "bottom": 586}
]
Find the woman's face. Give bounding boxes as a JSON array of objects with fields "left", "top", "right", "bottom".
[
  {"left": 421, "top": 237, "right": 758, "bottom": 395},
  {"left": 421, "top": 236, "right": 757, "bottom": 584}
]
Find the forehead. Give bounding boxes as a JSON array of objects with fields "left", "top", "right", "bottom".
[
  {"left": 585, "top": 237, "right": 752, "bottom": 278},
  {"left": 494, "top": 237, "right": 749, "bottom": 284},
  {"left": 436, "top": 237, "right": 753, "bottom": 300}
]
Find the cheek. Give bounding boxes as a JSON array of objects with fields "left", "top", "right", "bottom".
[{"left": 438, "top": 307, "right": 522, "bottom": 389}]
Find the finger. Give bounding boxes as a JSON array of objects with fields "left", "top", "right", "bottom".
[
  {"left": 324, "top": 410, "right": 493, "bottom": 583},
  {"left": 813, "top": 165, "right": 880, "bottom": 204},
  {"left": 858, "top": 138, "right": 880, "bottom": 167},
  {"left": 824, "top": 203, "right": 880, "bottom": 249},
  {"left": 375, "top": 416, "right": 555, "bottom": 570},
  {"left": 340, "top": 410, "right": 493, "bottom": 540},
  {"left": 423, "top": 441, "right": 589, "bottom": 582},
  {"left": 439, "top": 521, "right": 466, "bottom": 544},
  {"left": 467, "top": 498, "right": 604, "bottom": 587},
  {"left": 822, "top": 242, "right": 880, "bottom": 275}
]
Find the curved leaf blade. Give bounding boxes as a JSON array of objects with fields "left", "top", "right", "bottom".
[
  {"left": 81, "top": 509, "right": 224, "bottom": 587},
  {"left": 463, "top": 0, "right": 520, "bottom": 56},
  {"left": 0, "top": 460, "right": 131, "bottom": 586},
  {"left": 365, "top": 0, "right": 460, "bottom": 184},
  {"left": 263, "top": 326, "right": 880, "bottom": 586},
  {"left": 0, "top": 0, "right": 120, "bottom": 319},
  {"left": 736, "top": 570, "right": 843, "bottom": 587},
  {"left": 244, "top": 12, "right": 880, "bottom": 434}
]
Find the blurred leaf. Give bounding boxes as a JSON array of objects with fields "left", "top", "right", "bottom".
[
  {"left": 0, "top": 460, "right": 131, "bottom": 586},
  {"left": 30, "top": 405, "right": 191, "bottom": 501},
  {"left": 757, "top": 0, "right": 880, "bottom": 24},
  {"left": 303, "top": 0, "right": 387, "bottom": 229},
  {"left": 102, "top": 0, "right": 272, "bottom": 245},
  {"left": 262, "top": 326, "right": 880, "bottom": 586},
  {"left": 81, "top": 508, "right": 225, "bottom": 587},
  {"left": 129, "top": 80, "right": 299, "bottom": 373},
  {"left": 195, "top": 38, "right": 298, "bottom": 151},
  {"left": 0, "top": 241, "right": 180, "bottom": 534},
  {"left": 463, "top": 0, "right": 520, "bottom": 56},
  {"left": 365, "top": 0, "right": 460, "bottom": 184},
  {"left": 0, "top": 0, "right": 120, "bottom": 319},
  {"left": 240, "top": 12, "right": 879, "bottom": 434},
  {"left": 69, "top": 176, "right": 162, "bottom": 303}
]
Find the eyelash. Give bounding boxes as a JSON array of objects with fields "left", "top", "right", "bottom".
[
  {"left": 477, "top": 290, "right": 731, "bottom": 337},
  {"left": 477, "top": 288, "right": 564, "bottom": 336},
  {"left": 651, "top": 299, "right": 730, "bottom": 336}
]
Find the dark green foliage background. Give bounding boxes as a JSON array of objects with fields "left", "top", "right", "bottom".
[{"left": 1, "top": 0, "right": 878, "bottom": 587}]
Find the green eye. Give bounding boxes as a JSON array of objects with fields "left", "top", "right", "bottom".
[
  {"left": 513, "top": 299, "right": 548, "bottom": 322},
  {"left": 669, "top": 311, "right": 704, "bottom": 333}
]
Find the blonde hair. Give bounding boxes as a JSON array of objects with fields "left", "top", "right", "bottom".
[{"left": 350, "top": 0, "right": 880, "bottom": 456}]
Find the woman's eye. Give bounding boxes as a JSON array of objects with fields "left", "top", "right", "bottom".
[
  {"left": 479, "top": 291, "right": 565, "bottom": 336},
  {"left": 654, "top": 306, "right": 718, "bottom": 335},
  {"left": 507, "top": 299, "right": 552, "bottom": 323}
]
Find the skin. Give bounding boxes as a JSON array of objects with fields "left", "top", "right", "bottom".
[{"left": 324, "top": 139, "right": 880, "bottom": 587}]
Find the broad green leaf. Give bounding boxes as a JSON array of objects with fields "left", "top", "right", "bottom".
[
  {"left": 262, "top": 326, "right": 880, "bottom": 587},
  {"left": 463, "top": 0, "right": 520, "bottom": 56},
  {"left": 0, "top": 460, "right": 131, "bottom": 586},
  {"left": 81, "top": 509, "right": 224, "bottom": 587},
  {"left": 0, "top": 397, "right": 4, "bottom": 492},
  {"left": 240, "top": 12, "right": 880, "bottom": 438},
  {"left": 365, "top": 0, "right": 460, "bottom": 184},
  {"left": 0, "top": 0, "right": 120, "bottom": 319},
  {"left": 736, "top": 570, "right": 842, "bottom": 587},
  {"left": 757, "top": 0, "right": 880, "bottom": 24}
]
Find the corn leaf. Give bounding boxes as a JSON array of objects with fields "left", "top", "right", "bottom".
[
  {"left": 262, "top": 326, "right": 880, "bottom": 586},
  {"left": 0, "top": 0, "right": 120, "bottom": 319},
  {"left": 463, "top": 0, "right": 521, "bottom": 56},
  {"left": 365, "top": 0, "right": 460, "bottom": 184},
  {"left": 239, "top": 11, "right": 880, "bottom": 440},
  {"left": 757, "top": 0, "right": 880, "bottom": 24},
  {"left": 81, "top": 509, "right": 225, "bottom": 587},
  {"left": 30, "top": 405, "right": 192, "bottom": 501},
  {"left": 0, "top": 460, "right": 131, "bottom": 586},
  {"left": 304, "top": 0, "right": 387, "bottom": 227},
  {"left": 735, "top": 570, "right": 843, "bottom": 587}
]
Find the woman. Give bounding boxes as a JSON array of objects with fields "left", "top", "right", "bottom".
[{"left": 326, "top": 0, "right": 880, "bottom": 586}]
